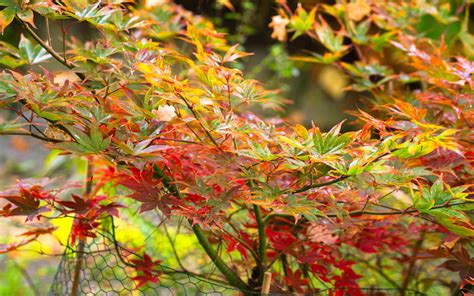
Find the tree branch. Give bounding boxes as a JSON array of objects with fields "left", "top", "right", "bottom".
[
  {"left": 19, "top": 19, "right": 86, "bottom": 81},
  {"left": 11, "top": 260, "right": 40, "bottom": 296},
  {"left": 221, "top": 227, "right": 261, "bottom": 266},
  {"left": 264, "top": 201, "right": 474, "bottom": 225},
  {"left": 267, "top": 238, "right": 306, "bottom": 269},
  {"left": 177, "top": 93, "right": 223, "bottom": 151},
  {"left": 71, "top": 160, "right": 93, "bottom": 296},
  {"left": 288, "top": 151, "right": 395, "bottom": 194},
  {"left": 289, "top": 175, "right": 349, "bottom": 194},
  {"left": 351, "top": 254, "right": 401, "bottom": 289},
  {"left": 401, "top": 231, "right": 426, "bottom": 291},
  {"left": 152, "top": 164, "right": 250, "bottom": 293},
  {"left": 0, "top": 130, "right": 64, "bottom": 143},
  {"left": 253, "top": 204, "right": 267, "bottom": 285}
]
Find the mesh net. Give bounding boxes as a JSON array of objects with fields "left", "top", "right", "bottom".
[
  {"left": 48, "top": 225, "right": 251, "bottom": 295},
  {"left": 48, "top": 218, "right": 426, "bottom": 296}
]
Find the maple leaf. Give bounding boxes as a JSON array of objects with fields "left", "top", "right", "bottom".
[
  {"left": 283, "top": 268, "right": 308, "bottom": 293},
  {"left": 130, "top": 252, "right": 162, "bottom": 288},
  {"left": 70, "top": 218, "right": 100, "bottom": 245},
  {"left": 186, "top": 193, "right": 205, "bottom": 204},
  {"left": 224, "top": 231, "right": 253, "bottom": 260},
  {"left": 19, "top": 226, "right": 57, "bottom": 238},
  {"left": 0, "top": 184, "right": 54, "bottom": 221},
  {"left": 0, "top": 226, "right": 56, "bottom": 254},
  {"left": 57, "top": 194, "right": 123, "bottom": 218},
  {"left": 310, "top": 264, "right": 331, "bottom": 283},
  {"left": 439, "top": 247, "right": 474, "bottom": 290},
  {"left": 297, "top": 242, "right": 335, "bottom": 267},
  {"left": 307, "top": 224, "right": 338, "bottom": 245},
  {"left": 349, "top": 223, "right": 410, "bottom": 253},
  {"left": 119, "top": 166, "right": 170, "bottom": 213},
  {"left": 0, "top": 5, "right": 16, "bottom": 34},
  {"left": 335, "top": 260, "right": 362, "bottom": 285},
  {"left": 266, "top": 227, "right": 297, "bottom": 251},
  {"left": 332, "top": 274, "right": 363, "bottom": 295},
  {"left": 221, "top": 44, "right": 253, "bottom": 64},
  {"left": 57, "top": 194, "right": 103, "bottom": 215},
  {"left": 0, "top": 238, "right": 35, "bottom": 254}
]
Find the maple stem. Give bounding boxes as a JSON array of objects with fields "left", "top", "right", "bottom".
[
  {"left": 12, "top": 260, "right": 40, "bottom": 296},
  {"left": 71, "top": 160, "right": 93, "bottom": 296},
  {"left": 263, "top": 201, "right": 474, "bottom": 224},
  {"left": 352, "top": 254, "right": 400, "bottom": 289},
  {"left": 289, "top": 175, "right": 349, "bottom": 194},
  {"left": 19, "top": 19, "right": 86, "bottom": 81},
  {"left": 0, "top": 131, "right": 64, "bottom": 143},
  {"left": 192, "top": 224, "right": 251, "bottom": 293},
  {"left": 280, "top": 254, "right": 295, "bottom": 293},
  {"left": 177, "top": 93, "right": 223, "bottom": 151},
  {"left": 152, "top": 165, "right": 250, "bottom": 293},
  {"left": 253, "top": 205, "right": 267, "bottom": 272},
  {"left": 401, "top": 231, "right": 426, "bottom": 294},
  {"left": 21, "top": 20, "right": 72, "bottom": 68}
]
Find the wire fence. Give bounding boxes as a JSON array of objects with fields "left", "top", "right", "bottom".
[
  {"left": 48, "top": 219, "right": 426, "bottom": 296},
  {"left": 48, "top": 227, "right": 250, "bottom": 295}
]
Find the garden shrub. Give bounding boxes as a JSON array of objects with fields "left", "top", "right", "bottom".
[{"left": 0, "top": 0, "right": 472, "bottom": 294}]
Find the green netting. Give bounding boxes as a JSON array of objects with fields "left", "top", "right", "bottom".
[{"left": 48, "top": 219, "right": 427, "bottom": 296}]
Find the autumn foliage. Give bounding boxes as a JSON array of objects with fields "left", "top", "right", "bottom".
[{"left": 0, "top": 0, "right": 473, "bottom": 294}]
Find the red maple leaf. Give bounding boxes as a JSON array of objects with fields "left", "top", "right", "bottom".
[
  {"left": 439, "top": 247, "right": 474, "bottom": 290},
  {"left": 70, "top": 218, "right": 100, "bottom": 245},
  {"left": 130, "top": 252, "right": 162, "bottom": 288},
  {"left": 266, "top": 226, "right": 297, "bottom": 251},
  {"left": 0, "top": 238, "right": 36, "bottom": 254},
  {"left": 0, "top": 185, "right": 53, "bottom": 221},
  {"left": 283, "top": 268, "right": 308, "bottom": 294}
]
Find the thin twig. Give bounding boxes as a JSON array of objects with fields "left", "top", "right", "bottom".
[
  {"left": 266, "top": 238, "right": 307, "bottom": 269},
  {"left": 177, "top": 93, "right": 223, "bottom": 151},
  {"left": 20, "top": 20, "right": 73, "bottom": 69},
  {"left": 264, "top": 201, "right": 474, "bottom": 225},
  {"left": 154, "top": 137, "right": 201, "bottom": 145},
  {"left": 19, "top": 19, "right": 86, "bottom": 81},
  {"left": 351, "top": 254, "right": 401, "bottom": 289},
  {"left": 289, "top": 175, "right": 349, "bottom": 194},
  {"left": 0, "top": 130, "right": 65, "bottom": 143},
  {"left": 401, "top": 231, "right": 426, "bottom": 292},
  {"left": 163, "top": 222, "right": 188, "bottom": 272},
  {"left": 11, "top": 260, "right": 41, "bottom": 296},
  {"left": 221, "top": 227, "right": 261, "bottom": 266},
  {"left": 60, "top": 20, "right": 66, "bottom": 62},
  {"left": 45, "top": 18, "right": 52, "bottom": 46}
]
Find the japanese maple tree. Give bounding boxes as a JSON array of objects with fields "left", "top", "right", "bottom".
[{"left": 0, "top": 0, "right": 472, "bottom": 295}]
